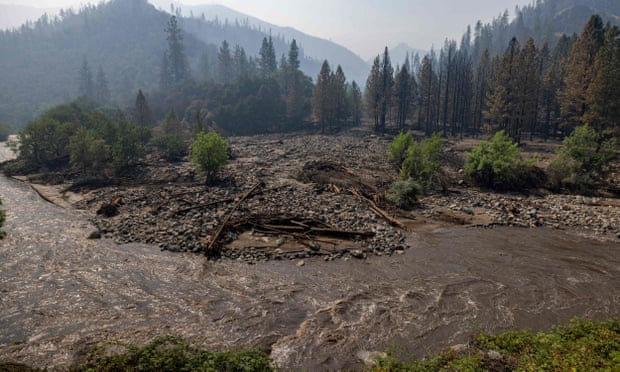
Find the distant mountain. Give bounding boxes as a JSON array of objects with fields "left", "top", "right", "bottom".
[
  {"left": 179, "top": 4, "right": 370, "bottom": 84},
  {"left": 0, "top": 4, "right": 58, "bottom": 31},
  {"left": 383, "top": 43, "right": 427, "bottom": 67}
]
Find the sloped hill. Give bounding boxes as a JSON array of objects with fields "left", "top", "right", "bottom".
[{"left": 181, "top": 4, "right": 370, "bottom": 84}]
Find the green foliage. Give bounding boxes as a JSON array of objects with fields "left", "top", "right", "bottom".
[
  {"left": 73, "top": 336, "right": 272, "bottom": 372},
  {"left": 464, "top": 130, "right": 537, "bottom": 190},
  {"left": 18, "top": 117, "right": 78, "bottom": 169},
  {"left": 191, "top": 132, "right": 228, "bottom": 184},
  {"left": 69, "top": 128, "right": 110, "bottom": 172},
  {"left": 388, "top": 132, "right": 414, "bottom": 166},
  {"left": 549, "top": 124, "right": 617, "bottom": 192},
  {"left": 385, "top": 178, "right": 422, "bottom": 210},
  {"left": 400, "top": 132, "right": 443, "bottom": 190},
  {"left": 0, "top": 197, "right": 6, "bottom": 240},
  {"left": 152, "top": 134, "right": 187, "bottom": 161},
  {"left": 367, "top": 318, "right": 620, "bottom": 371}
]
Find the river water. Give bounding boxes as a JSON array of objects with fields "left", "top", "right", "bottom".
[{"left": 1, "top": 143, "right": 619, "bottom": 370}]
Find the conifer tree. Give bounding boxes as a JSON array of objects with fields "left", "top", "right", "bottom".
[
  {"left": 259, "top": 36, "right": 277, "bottom": 77},
  {"left": 348, "top": 81, "right": 363, "bottom": 126},
  {"left": 418, "top": 55, "right": 437, "bottom": 136},
  {"left": 232, "top": 45, "right": 248, "bottom": 81},
  {"left": 163, "top": 15, "right": 189, "bottom": 85},
  {"left": 559, "top": 15, "right": 605, "bottom": 133},
  {"left": 312, "top": 60, "right": 331, "bottom": 132},
  {"left": 134, "top": 89, "right": 152, "bottom": 127},
  {"left": 78, "top": 56, "right": 94, "bottom": 99},
  {"left": 95, "top": 65, "right": 110, "bottom": 105},
  {"left": 378, "top": 47, "right": 394, "bottom": 133},
  {"left": 332, "top": 65, "right": 348, "bottom": 127},
  {"left": 394, "top": 58, "right": 414, "bottom": 131},
  {"left": 217, "top": 40, "right": 233, "bottom": 84},
  {"left": 365, "top": 56, "right": 382, "bottom": 132}
]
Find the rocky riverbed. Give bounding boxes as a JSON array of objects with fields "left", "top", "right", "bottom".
[{"left": 3, "top": 132, "right": 607, "bottom": 263}]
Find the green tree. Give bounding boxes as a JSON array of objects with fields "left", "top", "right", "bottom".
[
  {"left": 549, "top": 124, "right": 616, "bottom": 192},
  {"left": 217, "top": 40, "right": 233, "bottom": 85},
  {"left": 465, "top": 130, "right": 536, "bottom": 190},
  {"left": 388, "top": 131, "right": 414, "bottom": 167},
  {"left": 365, "top": 56, "right": 382, "bottom": 131},
  {"left": 134, "top": 89, "right": 153, "bottom": 127},
  {"left": 559, "top": 15, "right": 605, "bottom": 133},
  {"left": 94, "top": 65, "right": 110, "bottom": 105},
  {"left": 347, "top": 80, "right": 363, "bottom": 126},
  {"left": 400, "top": 131, "right": 444, "bottom": 190},
  {"left": 259, "top": 36, "right": 277, "bottom": 77},
  {"left": 163, "top": 15, "right": 189, "bottom": 85},
  {"left": 312, "top": 60, "right": 332, "bottom": 132},
  {"left": 78, "top": 56, "right": 94, "bottom": 99},
  {"left": 69, "top": 127, "right": 110, "bottom": 172},
  {"left": 191, "top": 131, "right": 228, "bottom": 184},
  {"left": 18, "top": 117, "right": 78, "bottom": 169},
  {"left": 378, "top": 47, "right": 394, "bottom": 133}
]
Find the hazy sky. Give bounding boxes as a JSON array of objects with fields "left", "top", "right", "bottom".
[{"left": 2, "top": 0, "right": 533, "bottom": 58}]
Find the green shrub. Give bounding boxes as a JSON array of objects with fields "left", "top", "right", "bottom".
[
  {"left": 73, "top": 336, "right": 273, "bottom": 372},
  {"left": 465, "top": 130, "right": 537, "bottom": 190},
  {"left": 367, "top": 318, "right": 620, "bottom": 371},
  {"left": 388, "top": 132, "right": 414, "bottom": 166},
  {"left": 18, "top": 117, "right": 78, "bottom": 169},
  {"left": 69, "top": 128, "right": 110, "bottom": 172},
  {"left": 152, "top": 134, "right": 187, "bottom": 161},
  {"left": 548, "top": 124, "right": 616, "bottom": 193},
  {"left": 400, "top": 132, "right": 443, "bottom": 190},
  {"left": 191, "top": 131, "right": 229, "bottom": 184},
  {"left": 386, "top": 178, "right": 423, "bottom": 210}
]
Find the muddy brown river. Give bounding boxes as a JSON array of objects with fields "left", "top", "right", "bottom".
[{"left": 1, "top": 153, "right": 619, "bottom": 370}]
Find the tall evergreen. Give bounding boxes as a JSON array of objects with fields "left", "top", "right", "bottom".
[
  {"left": 217, "top": 40, "right": 233, "bottom": 84},
  {"left": 134, "top": 89, "right": 152, "bottom": 127},
  {"left": 259, "top": 36, "right": 277, "bottom": 77},
  {"left": 78, "top": 56, "right": 94, "bottom": 99},
  {"left": 393, "top": 58, "right": 414, "bottom": 131},
  {"left": 559, "top": 15, "right": 605, "bottom": 133},
  {"left": 332, "top": 65, "right": 348, "bottom": 127},
  {"left": 95, "top": 65, "right": 110, "bottom": 105},
  {"left": 417, "top": 55, "right": 437, "bottom": 136},
  {"left": 163, "top": 15, "right": 189, "bottom": 85},
  {"left": 312, "top": 60, "right": 332, "bottom": 132},
  {"left": 378, "top": 47, "right": 394, "bottom": 133},
  {"left": 365, "top": 56, "right": 382, "bottom": 132},
  {"left": 348, "top": 81, "right": 363, "bottom": 126}
]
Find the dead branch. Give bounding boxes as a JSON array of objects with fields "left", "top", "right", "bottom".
[
  {"left": 205, "top": 182, "right": 263, "bottom": 253},
  {"left": 349, "top": 188, "right": 405, "bottom": 229}
]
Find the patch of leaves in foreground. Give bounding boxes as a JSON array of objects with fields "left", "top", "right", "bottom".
[
  {"left": 71, "top": 336, "right": 272, "bottom": 372},
  {"left": 369, "top": 318, "right": 620, "bottom": 371}
]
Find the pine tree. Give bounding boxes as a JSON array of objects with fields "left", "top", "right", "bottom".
[
  {"left": 378, "top": 47, "right": 394, "bottom": 133},
  {"left": 233, "top": 45, "right": 248, "bottom": 81},
  {"left": 259, "top": 36, "right": 277, "bottom": 77},
  {"left": 217, "top": 40, "right": 233, "bottom": 84},
  {"left": 584, "top": 23, "right": 620, "bottom": 136},
  {"left": 312, "top": 60, "right": 331, "bottom": 133},
  {"left": 95, "top": 65, "right": 110, "bottom": 105},
  {"left": 78, "top": 56, "right": 94, "bottom": 99},
  {"left": 348, "top": 81, "right": 363, "bottom": 126},
  {"left": 163, "top": 15, "right": 189, "bottom": 85},
  {"left": 418, "top": 55, "right": 437, "bottom": 136},
  {"left": 284, "top": 39, "right": 307, "bottom": 126},
  {"left": 394, "top": 58, "right": 413, "bottom": 131},
  {"left": 288, "top": 39, "right": 300, "bottom": 70},
  {"left": 472, "top": 49, "right": 491, "bottom": 135},
  {"left": 365, "top": 56, "right": 382, "bottom": 132},
  {"left": 134, "top": 89, "right": 152, "bottom": 127},
  {"left": 559, "top": 15, "right": 605, "bottom": 134},
  {"left": 332, "top": 65, "right": 348, "bottom": 127}
]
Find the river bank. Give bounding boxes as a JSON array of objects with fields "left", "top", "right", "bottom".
[{"left": 1, "top": 133, "right": 619, "bottom": 370}]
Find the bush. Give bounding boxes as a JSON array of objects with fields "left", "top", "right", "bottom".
[
  {"left": 18, "top": 117, "right": 78, "bottom": 169},
  {"left": 400, "top": 132, "right": 443, "bottom": 190},
  {"left": 69, "top": 128, "right": 110, "bottom": 172},
  {"left": 388, "top": 132, "right": 414, "bottom": 166},
  {"left": 0, "top": 122, "right": 11, "bottom": 142},
  {"left": 548, "top": 124, "right": 616, "bottom": 193},
  {"left": 465, "top": 130, "right": 537, "bottom": 190},
  {"left": 385, "top": 178, "right": 423, "bottom": 210},
  {"left": 74, "top": 336, "right": 273, "bottom": 371},
  {"left": 152, "top": 134, "right": 187, "bottom": 161},
  {"left": 191, "top": 131, "right": 228, "bottom": 184}
]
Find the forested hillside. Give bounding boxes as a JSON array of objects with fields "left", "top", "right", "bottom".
[{"left": 0, "top": 0, "right": 354, "bottom": 128}]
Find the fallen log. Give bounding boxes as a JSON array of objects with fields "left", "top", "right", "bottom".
[
  {"left": 349, "top": 188, "right": 405, "bottom": 229},
  {"left": 205, "top": 181, "right": 263, "bottom": 253}
]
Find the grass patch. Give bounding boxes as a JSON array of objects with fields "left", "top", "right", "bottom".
[
  {"left": 70, "top": 336, "right": 272, "bottom": 372},
  {"left": 368, "top": 318, "right": 620, "bottom": 371}
]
